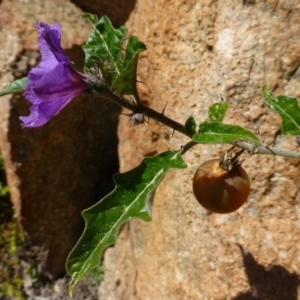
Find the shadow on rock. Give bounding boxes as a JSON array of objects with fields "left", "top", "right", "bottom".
[
  {"left": 8, "top": 46, "right": 121, "bottom": 278},
  {"left": 70, "top": 0, "right": 137, "bottom": 27},
  {"left": 233, "top": 244, "right": 300, "bottom": 300}
]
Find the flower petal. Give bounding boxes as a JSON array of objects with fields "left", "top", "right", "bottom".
[
  {"left": 21, "top": 62, "right": 89, "bottom": 128},
  {"left": 37, "top": 22, "right": 69, "bottom": 71},
  {"left": 25, "top": 22, "right": 69, "bottom": 84},
  {"left": 20, "top": 97, "right": 73, "bottom": 128},
  {"left": 25, "top": 62, "right": 88, "bottom": 102},
  {"left": 21, "top": 22, "right": 91, "bottom": 128}
]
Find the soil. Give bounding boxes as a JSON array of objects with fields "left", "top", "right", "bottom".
[{"left": 0, "top": 239, "right": 101, "bottom": 300}]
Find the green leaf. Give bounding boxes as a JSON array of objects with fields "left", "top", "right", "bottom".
[
  {"left": 184, "top": 116, "right": 197, "bottom": 135},
  {"left": 83, "top": 15, "right": 126, "bottom": 75},
  {"left": 66, "top": 151, "right": 186, "bottom": 294},
  {"left": 0, "top": 77, "right": 27, "bottom": 96},
  {"left": 262, "top": 86, "right": 300, "bottom": 135},
  {"left": 82, "top": 13, "right": 98, "bottom": 24},
  {"left": 208, "top": 101, "right": 229, "bottom": 122},
  {"left": 83, "top": 15, "right": 146, "bottom": 95},
  {"left": 111, "top": 35, "right": 146, "bottom": 95},
  {"left": 193, "top": 121, "right": 260, "bottom": 144}
]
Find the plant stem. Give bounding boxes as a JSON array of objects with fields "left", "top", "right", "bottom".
[
  {"left": 98, "top": 89, "right": 300, "bottom": 160},
  {"left": 233, "top": 141, "right": 300, "bottom": 159},
  {"left": 99, "top": 88, "right": 189, "bottom": 136},
  {"left": 179, "top": 141, "right": 198, "bottom": 155}
]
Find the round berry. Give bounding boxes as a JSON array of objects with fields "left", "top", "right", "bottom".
[{"left": 193, "top": 158, "right": 250, "bottom": 214}]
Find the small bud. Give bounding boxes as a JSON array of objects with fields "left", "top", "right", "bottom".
[{"left": 123, "top": 111, "right": 147, "bottom": 127}]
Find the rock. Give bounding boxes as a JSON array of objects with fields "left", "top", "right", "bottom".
[
  {"left": 71, "top": 0, "right": 136, "bottom": 27},
  {"left": 99, "top": 1, "right": 300, "bottom": 299},
  {"left": 0, "top": 0, "right": 120, "bottom": 278}
]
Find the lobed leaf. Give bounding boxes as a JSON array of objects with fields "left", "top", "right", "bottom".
[
  {"left": 111, "top": 35, "right": 146, "bottom": 95},
  {"left": 83, "top": 14, "right": 126, "bottom": 74},
  {"left": 193, "top": 121, "right": 260, "bottom": 144},
  {"left": 83, "top": 15, "right": 146, "bottom": 96},
  {"left": 82, "top": 13, "right": 98, "bottom": 24},
  {"left": 262, "top": 86, "right": 300, "bottom": 135},
  {"left": 0, "top": 77, "right": 27, "bottom": 96},
  {"left": 208, "top": 101, "right": 229, "bottom": 122},
  {"left": 66, "top": 151, "right": 186, "bottom": 295}
]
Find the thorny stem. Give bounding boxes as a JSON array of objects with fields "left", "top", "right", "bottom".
[
  {"left": 98, "top": 88, "right": 300, "bottom": 160},
  {"left": 99, "top": 88, "right": 188, "bottom": 135}
]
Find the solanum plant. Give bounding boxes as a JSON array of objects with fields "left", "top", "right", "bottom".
[{"left": 1, "top": 14, "right": 300, "bottom": 295}]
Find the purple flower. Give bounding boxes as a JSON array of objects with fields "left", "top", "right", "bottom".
[{"left": 20, "top": 22, "right": 90, "bottom": 128}]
